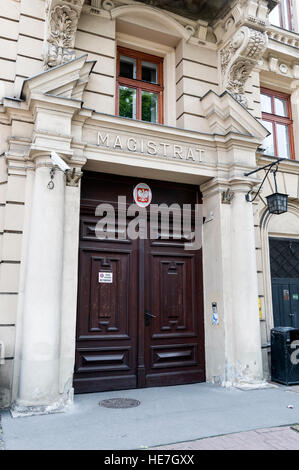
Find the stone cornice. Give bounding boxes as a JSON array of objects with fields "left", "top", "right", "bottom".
[
  {"left": 266, "top": 24, "right": 299, "bottom": 49},
  {"left": 257, "top": 154, "right": 299, "bottom": 176},
  {"left": 214, "top": 0, "right": 270, "bottom": 45},
  {"left": 200, "top": 90, "right": 269, "bottom": 140},
  {"left": 76, "top": 105, "right": 267, "bottom": 149},
  {"left": 22, "top": 54, "right": 94, "bottom": 104},
  {"left": 257, "top": 25, "right": 299, "bottom": 82},
  {"left": 200, "top": 176, "right": 260, "bottom": 199}
]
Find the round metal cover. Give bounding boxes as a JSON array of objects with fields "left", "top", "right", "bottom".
[{"left": 99, "top": 398, "right": 141, "bottom": 409}]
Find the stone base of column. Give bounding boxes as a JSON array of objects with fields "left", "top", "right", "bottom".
[
  {"left": 232, "top": 381, "right": 278, "bottom": 391},
  {"left": 209, "top": 376, "right": 277, "bottom": 391},
  {"left": 10, "top": 386, "right": 74, "bottom": 418}
]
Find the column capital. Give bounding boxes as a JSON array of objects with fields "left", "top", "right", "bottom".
[
  {"left": 29, "top": 152, "right": 85, "bottom": 188},
  {"left": 201, "top": 176, "right": 259, "bottom": 200}
]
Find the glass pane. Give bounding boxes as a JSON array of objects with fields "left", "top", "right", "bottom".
[
  {"left": 119, "top": 86, "right": 137, "bottom": 119},
  {"left": 262, "top": 120, "right": 275, "bottom": 156},
  {"left": 142, "top": 91, "right": 158, "bottom": 123},
  {"left": 274, "top": 97, "right": 288, "bottom": 117},
  {"left": 276, "top": 123, "right": 291, "bottom": 158},
  {"left": 142, "top": 61, "right": 158, "bottom": 84},
  {"left": 120, "top": 55, "right": 137, "bottom": 80},
  {"left": 269, "top": 5, "right": 281, "bottom": 27},
  {"left": 261, "top": 94, "right": 272, "bottom": 114}
]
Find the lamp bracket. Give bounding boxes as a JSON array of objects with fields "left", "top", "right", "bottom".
[{"left": 245, "top": 158, "right": 286, "bottom": 203}]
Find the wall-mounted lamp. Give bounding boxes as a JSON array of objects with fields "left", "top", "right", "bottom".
[{"left": 244, "top": 158, "right": 288, "bottom": 215}]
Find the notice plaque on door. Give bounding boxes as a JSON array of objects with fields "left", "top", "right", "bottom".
[
  {"left": 99, "top": 272, "right": 113, "bottom": 284},
  {"left": 284, "top": 290, "right": 290, "bottom": 301}
]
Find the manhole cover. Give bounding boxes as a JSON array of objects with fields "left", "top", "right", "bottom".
[{"left": 100, "top": 398, "right": 141, "bottom": 409}]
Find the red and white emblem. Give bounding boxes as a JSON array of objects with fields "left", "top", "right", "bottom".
[{"left": 133, "top": 183, "right": 152, "bottom": 208}]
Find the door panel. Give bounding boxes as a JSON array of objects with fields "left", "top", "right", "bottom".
[
  {"left": 290, "top": 283, "right": 299, "bottom": 329},
  {"left": 272, "top": 279, "right": 299, "bottom": 328},
  {"left": 74, "top": 226, "right": 139, "bottom": 393},
  {"left": 144, "top": 241, "right": 205, "bottom": 387},
  {"left": 272, "top": 280, "right": 293, "bottom": 327}
]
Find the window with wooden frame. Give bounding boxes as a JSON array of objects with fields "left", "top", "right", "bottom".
[
  {"left": 261, "top": 87, "right": 295, "bottom": 160},
  {"left": 116, "top": 47, "right": 164, "bottom": 124},
  {"left": 269, "top": 0, "right": 294, "bottom": 31}
]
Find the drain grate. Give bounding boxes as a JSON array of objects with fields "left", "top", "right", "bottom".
[{"left": 99, "top": 398, "right": 141, "bottom": 409}]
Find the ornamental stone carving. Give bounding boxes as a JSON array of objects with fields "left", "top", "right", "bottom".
[
  {"left": 222, "top": 188, "right": 235, "bottom": 205},
  {"left": 220, "top": 26, "right": 268, "bottom": 107},
  {"left": 66, "top": 168, "right": 83, "bottom": 187},
  {"left": 44, "top": 0, "right": 85, "bottom": 68}
]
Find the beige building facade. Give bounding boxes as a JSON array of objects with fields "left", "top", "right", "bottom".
[{"left": 0, "top": 0, "right": 299, "bottom": 414}]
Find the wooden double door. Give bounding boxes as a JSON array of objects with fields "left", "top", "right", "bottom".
[{"left": 74, "top": 172, "right": 205, "bottom": 394}]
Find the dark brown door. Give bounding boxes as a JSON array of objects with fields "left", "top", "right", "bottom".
[
  {"left": 143, "top": 240, "right": 205, "bottom": 387},
  {"left": 74, "top": 172, "right": 205, "bottom": 394}
]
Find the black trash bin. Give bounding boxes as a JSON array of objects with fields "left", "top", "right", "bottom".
[{"left": 271, "top": 327, "right": 299, "bottom": 385}]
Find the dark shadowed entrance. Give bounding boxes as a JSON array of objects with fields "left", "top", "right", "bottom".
[{"left": 270, "top": 238, "right": 299, "bottom": 329}]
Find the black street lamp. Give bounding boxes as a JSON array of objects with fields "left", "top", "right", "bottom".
[{"left": 245, "top": 158, "right": 288, "bottom": 215}]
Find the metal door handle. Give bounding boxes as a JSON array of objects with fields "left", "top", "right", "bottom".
[
  {"left": 145, "top": 311, "right": 156, "bottom": 319},
  {"left": 145, "top": 310, "right": 156, "bottom": 326}
]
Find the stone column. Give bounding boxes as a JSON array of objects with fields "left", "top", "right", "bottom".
[
  {"left": 59, "top": 170, "right": 83, "bottom": 397},
  {"left": 13, "top": 156, "right": 66, "bottom": 415},
  {"left": 202, "top": 178, "right": 264, "bottom": 388}
]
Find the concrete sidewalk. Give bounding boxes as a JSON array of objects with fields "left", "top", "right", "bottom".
[{"left": 1, "top": 383, "right": 299, "bottom": 450}]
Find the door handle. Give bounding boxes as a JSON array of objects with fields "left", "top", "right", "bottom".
[{"left": 145, "top": 310, "right": 156, "bottom": 326}]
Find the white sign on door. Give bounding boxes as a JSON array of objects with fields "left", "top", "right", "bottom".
[{"left": 99, "top": 272, "right": 113, "bottom": 284}]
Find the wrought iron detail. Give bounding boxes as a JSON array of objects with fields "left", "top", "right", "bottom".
[{"left": 270, "top": 239, "right": 299, "bottom": 279}]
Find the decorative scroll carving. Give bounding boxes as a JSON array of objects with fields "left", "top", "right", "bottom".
[
  {"left": 222, "top": 189, "right": 235, "bottom": 205},
  {"left": 220, "top": 26, "right": 268, "bottom": 107},
  {"left": 44, "top": 0, "right": 85, "bottom": 68}
]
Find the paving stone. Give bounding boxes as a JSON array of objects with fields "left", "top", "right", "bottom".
[
  {"left": 255, "top": 427, "right": 285, "bottom": 433},
  {"left": 154, "top": 426, "right": 299, "bottom": 450}
]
